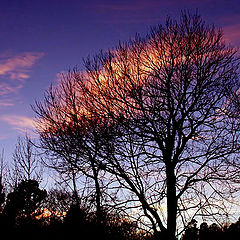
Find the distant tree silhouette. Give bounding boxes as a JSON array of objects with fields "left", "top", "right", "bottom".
[
  {"left": 3, "top": 179, "right": 47, "bottom": 228},
  {"left": 43, "top": 188, "right": 71, "bottom": 220},
  {"left": 64, "top": 203, "right": 87, "bottom": 226},
  {"left": 182, "top": 219, "right": 198, "bottom": 240},
  {"left": 199, "top": 222, "right": 209, "bottom": 240},
  {"left": 63, "top": 205, "right": 144, "bottom": 240},
  {"left": 181, "top": 218, "right": 240, "bottom": 240},
  {"left": 0, "top": 150, "right": 6, "bottom": 207},
  {"left": 10, "top": 135, "right": 43, "bottom": 188},
  {"left": 226, "top": 217, "right": 240, "bottom": 239},
  {"left": 33, "top": 73, "right": 117, "bottom": 223}
]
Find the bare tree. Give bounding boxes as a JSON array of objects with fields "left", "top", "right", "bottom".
[
  {"left": 33, "top": 75, "right": 117, "bottom": 222},
  {"left": 10, "top": 134, "right": 43, "bottom": 186},
  {"left": 34, "top": 12, "right": 240, "bottom": 240}
]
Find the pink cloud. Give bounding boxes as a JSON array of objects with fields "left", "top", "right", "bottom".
[
  {"left": 0, "top": 114, "right": 36, "bottom": 133},
  {"left": 0, "top": 100, "right": 14, "bottom": 107},
  {"left": 10, "top": 72, "right": 30, "bottom": 80},
  {"left": 0, "top": 82, "right": 23, "bottom": 95},
  {"left": 0, "top": 133, "right": 11, "bottom": 140},
  {"left": 0, "top": 52, "right": 44, "bottom": 104},
  {"left": 0, "top": 52, "right": 44, "bottom": 77},
  {"left": 223, "top": 24, "right": 240, "bottom": 45}
]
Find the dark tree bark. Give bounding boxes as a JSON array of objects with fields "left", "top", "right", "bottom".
[{"left": 166, "top": 164, "right": 177, "bottom": 240}]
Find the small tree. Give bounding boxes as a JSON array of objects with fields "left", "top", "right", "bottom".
[
  {"left": 33, "top": 75, "right": 117, "bottom": 222},
  {"left": 9, "top": 135, "right": 43, "bottom": 189},
  {"left": 3, "top": 179, "right": 47, "bottom": 224}
]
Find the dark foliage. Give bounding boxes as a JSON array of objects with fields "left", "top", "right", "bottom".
[
  {"left": 182, "top": 219, "right": 240, "bottom": 240},
  {"left": 0, "top": 179, "right": 240, "bottom": 240},
  {"left": 0, "top": 180, "right": 146, "bottom": 240},
  {"left": 3, "top": 180, "right": 47, "bottom": 220}
]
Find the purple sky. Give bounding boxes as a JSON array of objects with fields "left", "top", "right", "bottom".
[{"left": 0, "top": 0, "right": 240, "bottom": 161}]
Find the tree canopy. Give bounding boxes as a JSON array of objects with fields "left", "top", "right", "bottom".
[{"left": 34, "top": 12, "right": 240, "bottom": 240}]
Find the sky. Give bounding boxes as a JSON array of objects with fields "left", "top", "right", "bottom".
[{"left": 0, "top": 0, "right": 240, "bottom": 162}]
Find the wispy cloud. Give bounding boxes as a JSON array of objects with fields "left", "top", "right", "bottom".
[
  {"left": 0, "top": 133, "right": 12, "bottom": 141},
  {"left": 0, "top": 99, "right": 14, "bottom": 107},
  {"left": 0, "top": 114, "right": 36, "bottom": 133},
  {"left": 0, "top": 52, "right": 44, "bottom": 78},
  {"left": 0, "top": 52, "right": 44, "bottom": 98},
  {"left": 0, "top": 82, "right": 22, "bottom": 95}
]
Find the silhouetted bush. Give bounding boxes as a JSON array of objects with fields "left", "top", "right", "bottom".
[
  {"left": 182, "top": 219, "right": 198, "bottom": 240},
  {"left": 182, "top": 218, "right": 240, "bottom": 240},
  {"left": 1, "top": 179, "right": 240, "bottom": 240},
  {"left": 62, "top": 205, "right": 144, "bottom": 240},
  {"left": 0, "top": 179, "right": 46, "bottom": 237}
]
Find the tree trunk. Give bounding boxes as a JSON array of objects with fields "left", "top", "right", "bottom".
[
  {"left": 91, "top": 161, "right": 102, "bottom": 223},
  {"left": 72, "top": 170, "right": 80, "bottom": 205},
  {"left": 166, "top": 164, "right": 177, "bottom": 240}
]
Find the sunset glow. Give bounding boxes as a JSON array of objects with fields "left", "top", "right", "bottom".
[
  {"left": 1, "top": 0, "right": 240, "bottom": 159},
  {"left": 0, "top": 1, "right": 240, "bottom": 239}
]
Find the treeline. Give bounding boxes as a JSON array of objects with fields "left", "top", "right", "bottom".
[
  {"left": 0, "top": 179, "right": 149, "bottom": 240},
  {"left": 182, "top": 219, "right": 240, "bottom": 240},
  {"left": 0, "top": 178, "right": 240, "bottom": 239}
]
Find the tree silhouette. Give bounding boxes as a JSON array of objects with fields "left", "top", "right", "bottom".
[
  {"left": 0, "top": 150, "right": 6, "bottom": 206},
  {"left": 0, "top": 183, "right": 4, "bottom": 207},
  {"left": 182, "top": 220, "right": 240, "bottom": 240},
  {"left": 199, "top": 222, "right": 209, "bottom": 240},
  {"left": 182, "top": 219, "right": 198, "bottom": 240},
  {"left": 33, "top": 73, "right": 118, "bottom": 223},
  {"left": 3, "top": 179, "right": 47, "bottom": 227},
  {"left": 11, "top": 135, "right": 43, "bottom": 184},
  {"left": 34, "top": 12, "right": 240, "bottom": 240},
  {"left": 226, "top": 218, "right": 240, "bottom": 239}
]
